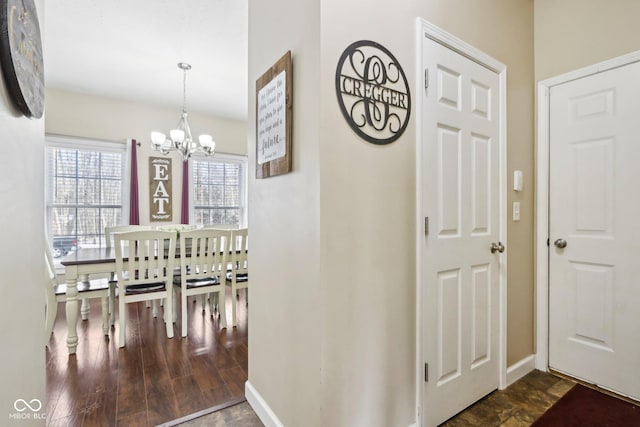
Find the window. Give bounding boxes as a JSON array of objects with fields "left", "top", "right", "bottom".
[
  {"left": 45, "top": 136, "right": 128, "bottom": 262},
  {"left": 191, "top": 154, "right": 247, "bottom": 227}
]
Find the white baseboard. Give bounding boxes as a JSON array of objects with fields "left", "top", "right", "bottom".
[
  {"left": 245, "top": 381, "right": 284, "bottom": 427},
  {"left": 506, "top": 354, "right": 536, "bottom": 387}
]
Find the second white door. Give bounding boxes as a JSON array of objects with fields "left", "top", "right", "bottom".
[{"left": 549, "top": 60, "right": 640, "bottom": 400}]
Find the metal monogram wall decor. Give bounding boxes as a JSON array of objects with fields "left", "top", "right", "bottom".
[{"left": 335, "top": 40, "right": 411, "bottom": 145}]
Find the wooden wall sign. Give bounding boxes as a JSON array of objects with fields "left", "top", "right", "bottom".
[
  {"left": 256, "top": 50, "right": 292, "bottom": 178},
  {"left": 335, "top": 40, "right": 411, "bottom": 145},
  {"left": 149, "top": 157, "right": 173, "bottom": 222}
]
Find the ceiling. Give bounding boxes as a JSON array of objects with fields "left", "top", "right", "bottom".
[{"left": 44, "top": 0, "right": 248, "bottom": 120}]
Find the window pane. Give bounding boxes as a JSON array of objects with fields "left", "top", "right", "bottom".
[
  {"left": 101, "top": 208, "right": 122, "bottom": 229},
  {"left": 52, "top": 177, "right": 77, "bottom": 204},
  {"left": 211, "top": 185, "right": 224, "bottom": 205},
  {"left": 101, "top": 152, "right": 122, "bottom": 179},
  {"left": 194, "top": 162, "right": 208, "bottom": 184},
  {"left": 54, "top": 149, "right": 76, "bottom": 177},
  {"left": 211, "top": 209, "right": 223, "bottom": 224},
  {"left": 76, "top": 207, "right": 100, "bottom": 243},
  {"left": 50, "top": 207, "right": 76, "bottom": 236},
  {"left": 78, "top": 151, "right": 101, "bottom": 178},
  {"left": 195, "top": 183, "right": 209, "bottom": 205},
  {"left": 225, "top": 209, "right": 239, "bottom": 224},
  {"left": 225, "top": 165, "right": 240, "bottom": 185},
  {"left": 101, "top": 179, "right": 122, "bottom": 204},
  {"left": 100, "top": 208, "right": 122, "bottom": 247},
  {"left": 78, "top": 178, "right": 100, "bottom": 204},
  {"left": 225, "top": 186, "right": 239, "bottom": 206}
]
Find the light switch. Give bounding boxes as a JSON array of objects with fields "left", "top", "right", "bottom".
[
  {"left": 513, "top": 202, "right": 520, "bottom": 221},
  {"left": 514, "top": 170, "right": 523, "bottom": 192}
]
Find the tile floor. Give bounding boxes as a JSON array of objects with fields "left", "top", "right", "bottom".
[
  {"left": 173, "top": 370, "right": 575, "bottom": 426},
  {"left": 442, "top": 370, "right": 575, "bottom": 426},
  {"left": 172, "top": 401, "right": 263, "bottom": 427}
]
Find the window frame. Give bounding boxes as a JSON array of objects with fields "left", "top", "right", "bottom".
[
  {"left": 44, "top": 134, "right": 130, "bottom": 256},
  {"left": 189, "top": 152, "right": 248, "bottom": 227}
]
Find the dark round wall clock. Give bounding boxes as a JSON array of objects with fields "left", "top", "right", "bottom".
[{"left": 0, "top": 0, "right": 44, "bottom": 119}]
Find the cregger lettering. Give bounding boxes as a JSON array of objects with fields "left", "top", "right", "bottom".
[{"left": 339, "top": 75, "right": 408, "bottom": 109}]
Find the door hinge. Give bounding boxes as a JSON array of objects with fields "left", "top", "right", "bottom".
[
  {"left": 424, "top": 69, "right": 429, "bottom": 90},
  {"left": 547, "top": 238, "right": 550, "bottom": 247},
  {"left": 424, "top": 216, "right": 429, "bottom": 236},
  {"left": 424, "top": 363, "right": 429, "bottom": 382}
]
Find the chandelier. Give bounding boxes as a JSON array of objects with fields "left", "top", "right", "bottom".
[{"left": 150, "top": 62, "right": 215, "bottom": 161}]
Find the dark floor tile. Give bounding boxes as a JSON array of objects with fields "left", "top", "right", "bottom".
[
  {"left": 545, "top": 377, "right": 575, "bottom": 398},
  {"left": 442, "top": 370, "right": 575, "bottom": 427}
]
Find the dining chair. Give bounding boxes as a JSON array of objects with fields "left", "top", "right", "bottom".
[
  {"left": 45, "top": 241, "right": 114, "bottom": 346},
  {"left": 105, "top": 225, "right": 155, "bottom": 249},
  {"left": 113, "top": 230, "right": 177, "bottom": 347},
  {"left": 106, "top": 225, "right": 159, "bottom": 313},
  {"left": 175, "top": 228, "right": 229, "bottom": 336},
  {"left": 226, "top": 228, "right": 248, "bottom": 327}
]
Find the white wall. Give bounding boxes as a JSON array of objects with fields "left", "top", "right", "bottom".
[
  {"left": 249, "top": 0, "right": 534, "bottom": 425},
  {"left": 45, "top": 88, "right": 247, "bottom": 224},
  {"left": 0, "top": 1, "right": 47, "bottom": 425}
]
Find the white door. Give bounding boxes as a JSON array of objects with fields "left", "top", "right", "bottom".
[
  {"left": 549, "top": 60, "right": 640, "bottom": 400},
  {"left": 421, "top": 36, "right": 503, "bottom": 426}
]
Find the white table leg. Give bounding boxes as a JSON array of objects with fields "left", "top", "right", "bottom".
[
  {"left": 65, "top": 265, "right": 79, "bottom": 354},
  {"left": 79, "top": 274, "right": 90, "bottom": 320},
  {"left": 81, "top": 298, "right": 90, "bottom": 320}
]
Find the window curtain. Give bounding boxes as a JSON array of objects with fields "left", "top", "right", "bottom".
[
  {"left": 129, "top": 139, "right": 140, "bottom": 225},
  {"left": 181, "top": 160, "right": 189, "bottom": 224}
]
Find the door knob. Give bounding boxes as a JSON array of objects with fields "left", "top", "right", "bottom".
[
  {"left": 490, "top": 242, "right": 505, "bottom": 254},
  {"left": 554, "top": 238, "right": 567, "bottom": 249}
]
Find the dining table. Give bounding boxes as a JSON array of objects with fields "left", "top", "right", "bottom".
[
  {"left": 60, "top": 242, "right": 244, "bottom": 354},
  {"left": 61, "top": 245, "right": 186, "bottom": 354},
  {"left": 61, "top": 247, "right": 120, "bottom": 354}
]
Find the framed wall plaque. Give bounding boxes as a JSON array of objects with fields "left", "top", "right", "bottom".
[
  {"left": 256, "top": 50, "right": 292, "bottom": 178},
  {"left": 149, "top": 157, "right": 173, "bottom": 222},
  {"left": 0, "top": 0, "right": 44, "bottom": 119}
]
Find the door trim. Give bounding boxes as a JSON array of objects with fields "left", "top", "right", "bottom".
[
  {"left": 415, "top": 18, "right": 508, "bottom": 426},
  {"left": 534, "top": 50, "right": 640, "bottom": 372}
]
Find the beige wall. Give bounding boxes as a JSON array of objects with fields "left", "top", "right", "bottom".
[
  {"left": 248, "top": 0, "right": 322, "bottom": 425},
  {"left": 249, "top": 0, "right": 534, "bottom": 425},
  {"left": 45, "top": 88, "right": 247, "bottom": 224},
  {"left": 0, "top": 1, "right": 47, "bottom": 425},
  {"left": 535, "top": 0, "right": 640, "bottom": 81}
]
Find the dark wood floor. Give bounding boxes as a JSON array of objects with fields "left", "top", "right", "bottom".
[{"left": 46, "top": 288, "right": 248, "bottom": 426}]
